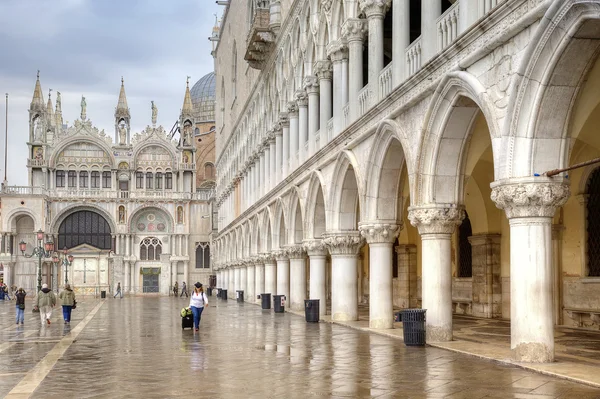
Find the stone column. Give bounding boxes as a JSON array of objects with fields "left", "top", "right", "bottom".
[
  {"left": 130, "top": 261, "right": 136, "bottom": 293},
  {"left": 323, "top": 232, "right": 365, "bottom": 321},
  {"left": 304, "top": 239, "right": 328, "bottom": 317},
  {"left": 288, "top": 102, "right": 299, "bottom": 173},
  {"left": 296, "top": 90, "right": 308, "bottom": 164},
  {"left": 360, "top": 0, "right": 388, "bottom": 104},
  {"left": 183, "top": 261, "right": 189, "bottom": 289},
  {"left": 263, "top": 255, "right": 277, "bottom": 295},
  {"left": 327, "top": 40, "right": 349, "bottom": 136},
  {"left": 491, "top": 177, "right": 570, "bottom": 362},
  {"left": 247, "top": 262, "right": 255, "bottom": 303},
  {"left": 392, "top": 0, "right": 410, "bottom": 85},
  {"left": 264, "top": 143, "right": 271, "bottom": 193},
  {"left": 234, "top": 265, "right": 241, "bottom": 292},
  {"left": 408, "top": 205, "right": 464, "bottom": 342},
  {"left": 468, "top": 234, "right": 501, "bottom": 319},
  {"left": 274, "top": 124, "right": 283, "bottom": 185},
  {"left": 275, "top": 250, "right": 290, "bottom": 303},
  {"left": 255, "top": 258, "right": 265, "bottom": 303},
  {"left": 281, "top": 113, "right": 290, "bottom": 179},
  {"left": 258, "top": 150, "right": 264, "bottom": 199},
  {"left": 552, "top": 224, "right": 565, "bottom": 325},
  {"left": 269, "top": 134, "right": 276, "bottom": 190},
  {"left": 459, "top": 0, "right": 479, "bottom": 34},
  {"left": 304, "top": 76, "right": 319, "bottom": 157},
  {"left": 314, "top": 60, "right": 332, "bottom": 149},
  {"left": 359, "top": 222, "right": 401, "bottom": 329},
  {"left": 396, "top": 244, "right": 417, "bottom": 308},
  {"left": 421, "top": 0, "right": 442, "bottom": 64},
  {"left": 240, "top": 264, "right": 248, "bottom": 299},
  {"left": 288, "top": 245, "right": 307, "bottom": 311},
  {"left": 342, "top": 19, "right": 365, "bottom": 122}
]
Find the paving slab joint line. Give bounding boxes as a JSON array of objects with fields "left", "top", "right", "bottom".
[
  {"left": 283, "top": 305, "right": 600, "bottom": 390},
  {"left": 5, "top": 301, "right": 105, "bottom": 398}
]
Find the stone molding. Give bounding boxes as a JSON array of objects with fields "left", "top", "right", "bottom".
[
  {"left": 358, "top": 222, "right": 401, "bottom": 244},
  {"left": 286, "top": 245, "right": 306, "bottom": 259},
  {"left": 359, "top": 0, "right": 390, "bottom": 18},
  {"left": 295, "top": 90, "right": 308, "bottom": 107},
  {"left": 408, "top": 205, "right": 465, "bottom": 235},
  {"left": 314, "top": 60, "right": 333, "bottom": 81},
  {"left": 303, "top": 239, "right": 328, "bottom": 256},
  {"left": 327, "top": 39, "right": 349, "bottom": 63},
  {"left": 323, "top": 231, "right": 364, "bottom": 255},
  {"left": 342, "top": 18, "right": 366, "bottom": 43},
  {"left": 490, "top": 178, "right": 570, "bottom": 219}
]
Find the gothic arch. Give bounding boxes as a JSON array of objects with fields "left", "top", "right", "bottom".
[
  {"left": 328, "top": 150, "right": 364, "bottom": 231},
  {"left": 127, "top": 205, "right": 174, "bottom": 234},
  {"left": 416, "top": 71, "right": 500, "bottom": 206},
  {"left": 305, "top": 171, "right": 328, "bottom": 239},
  {"left": 50, "top": 204, "right": 116, "bottom": 235}
]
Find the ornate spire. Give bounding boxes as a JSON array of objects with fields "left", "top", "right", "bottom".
[
  {"left": 55, "top": 91, "right": 63, "bottom": 128},
  {"left": 30, "top": 70, "right": 44, "bottom": 111},
  {"left": 115, "top": 76, "right": 130, "bottom": 119},
  {"left": 182, "top": 76, "right": 193, "bottom": 115},
  {"left": 46, "top": 89, "right": 54, "bottom": 126}
]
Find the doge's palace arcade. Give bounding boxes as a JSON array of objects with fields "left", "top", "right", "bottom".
[{"left": 213, "top": 0, "right": 600, "bottom": 363}]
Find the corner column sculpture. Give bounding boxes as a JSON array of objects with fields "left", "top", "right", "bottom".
[
  {"left": 491, "top": 177, "right": 570, "bottom": 362},
  {"left": 288, "top": 245, "right": 307, "bottom": 311},
  {"left": 359, "top": 222, "right": 401, "bottom": 329},
  {"left": 408, "top": 205, "right": 464, "bottom": 342},
  {"left": 323, "top": 232, "right": 365, "bottom": 321},
  {"left": 304, "top": 239, "right": 328, "bottom": 317}
]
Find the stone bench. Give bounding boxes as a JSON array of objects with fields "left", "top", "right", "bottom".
[
  {"left": 452, "top": 300, "right": 472, "bottom": 315},
  {"left": 564, "top": 307, "right": 600, "bottom": 328}
]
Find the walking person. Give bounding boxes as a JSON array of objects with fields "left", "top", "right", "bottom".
[
  {"left": 59, "top": 284, "right": 76, "bottom": 324},
  {"left": 189, "top": 282, "right": 208, "bottom": 332},
  {"left": 36, "top": 284, "right": 56, "bottom": 325},
  {"left": 3, "top": 284, "right": 11, "bottom": 300},
  {"left": 15, "top": 288, "right": 26, "bottom": 325},
  {"left": 173, "top": 281, "right": 179, "bottom": 297},
  {"left": 180, "top": 282, "right": 188, "bottom": 298},
  {"left": 114, "top": 282, "right": 122, "bottom": 298}
]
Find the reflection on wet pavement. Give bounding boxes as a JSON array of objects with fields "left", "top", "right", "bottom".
[{"left": 0, "top": 297, "right": 599, "bottom": 398}]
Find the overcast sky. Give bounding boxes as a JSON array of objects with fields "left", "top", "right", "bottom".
[{"left": 0, "top": 0, "right": 222, "bottom": 185}]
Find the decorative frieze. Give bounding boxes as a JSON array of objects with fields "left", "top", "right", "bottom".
[
  {"left": 358, "top": 222, "right": 401, "bottom": 244},
  {"left": 408, "top": 205, "right": 465, "bottom": 235},
  {"left": 490, "top": 178, "right": 570, "bottom": 219},
  {"left": 323, "top": 231, "right": 364, "bottom": 256}
]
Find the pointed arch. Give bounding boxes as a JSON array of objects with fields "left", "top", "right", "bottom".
[
  {"left": 328, "top": 150, "right": 364, "bottom": 231},
  {"left": 305, "top": 171, "right": 328, "bottom": 239}
]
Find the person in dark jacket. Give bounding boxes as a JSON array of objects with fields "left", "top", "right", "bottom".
[{"left": 15, "top": 288, "right": 26, "bottom": 324}]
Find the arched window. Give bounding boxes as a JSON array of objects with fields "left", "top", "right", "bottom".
[
  {"left": 102, "top": 171, "right": 111, "bottom": 188},
  {"left": 204, "top": 163, "right": 215, "bottom": 179},
  {"left": 146, "top": 172, "right": 153, "bottom": 189},
  {"left": 136, "top": 172, "right": 144, "bottom": 189},
  {"left": 140, "top": 237, "right": 162, "bottom": 261},
  {"left": 195, "top": 243, "right": 211, "bottom": 269},
  {"left": 79, "top": 171, "right": 88, "bottom": 188},
  {"left": 68, "top": 171, "right": 77, "bottom": 188},
  {"left": 58, "top": 211, "right": 112, "bottom": 250},
  {"left": 155, "top": 172, "right": 163, "bottom": 189},
  {"left": 457, "top": 211, "right": 472, "bottom": 278},
  {"left": 56, "top": 170, "right": 65, "bottom": 188},
  {"left": 90, "top": 171, "right": 100, "bottom": 188},
  {"left": 165, "top": 172, "right": 173, "bottom": 190},
  {"left": 587, "top": 169, "right": 600, "bottom": 276}
]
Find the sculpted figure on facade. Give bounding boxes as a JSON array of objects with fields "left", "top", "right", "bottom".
[
  {"left": 118, "top": 124, "right": 127, "bottom": 145},
  {"left": 151, "top": 101, "right": 158, "bottom": 126},
  {"left": 80, "top": 96, "right": 87, "bottom": 120}
]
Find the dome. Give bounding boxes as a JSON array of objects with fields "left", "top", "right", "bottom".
[{"left": 190, "top": 72, "right": 216, "bottom": 123}]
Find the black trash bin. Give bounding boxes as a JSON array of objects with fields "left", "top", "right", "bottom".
[
  {"left": 304, "top": 299, "right": 319, "bottom": 322},
  {"left": 101, "top": 290, "right": 106, "bottom": 299},
  {"left": 207, "top": 287, "right": 213, "bottom": 296},
  {"left": 236, "top": 290, "right": 244, "bottom": 302},
  {"left": 401, "top": 309, "right": 426, "bottom": 346},
  {"left": 261, "top": 293, "right": 271, "bottom": 309},
  {"left": 217, "top": 288, "right": 222, "bottom": 298},
  {"left": 221, "top": 289, "right": 228, "bottom": 300},
  {"left": 273, "top": 295, "right": 285, "bottom": 313}
]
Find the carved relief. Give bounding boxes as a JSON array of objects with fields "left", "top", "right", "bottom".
[
  {"left": 359, "top": 222, "right": 401, "bottom": 244},
  {"left": 303, "top": 239, "right": 328, "bottom": 256},
  {"left": 408, "top": 206, "right": 465, "bottom": 235},
  {"left": 490, "top": 179, "right": 570, "bottom": 219},
  {"left": 323, "top": 232, "right": 364, "bottom": 255}
]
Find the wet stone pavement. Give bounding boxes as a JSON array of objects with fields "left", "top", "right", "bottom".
[{"left": 1, "top": 297, "right": 600, "bottom": 399}]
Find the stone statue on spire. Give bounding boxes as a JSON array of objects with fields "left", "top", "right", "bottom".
[
  {"left": 80, "top": 95, "right": 87, "bottom": 120},
  {"left": 151, "top": 101, "right": 158, "bottom": 126}
]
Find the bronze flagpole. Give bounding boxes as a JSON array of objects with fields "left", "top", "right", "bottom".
[{"left": 3, "top": 93, "right": 7, "bottom": 187}]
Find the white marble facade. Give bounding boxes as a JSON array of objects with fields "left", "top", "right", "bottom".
[
  {"left": 213, "top": 0, "right": 600, "bottom": 364},
  {"left": 0, "top": 76, "right": 215, "bottom": 296}
]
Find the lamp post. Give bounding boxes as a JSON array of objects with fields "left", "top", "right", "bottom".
[
  {"left": 19, "top": 229, "right": 54, "bottom": 305},
  {"left": 52, "top": 247, "right": 74, "bottom": 289}
]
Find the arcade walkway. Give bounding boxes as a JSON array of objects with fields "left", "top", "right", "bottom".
[{"left": 0, "top": 297, "right": 599, "bottom": 398}]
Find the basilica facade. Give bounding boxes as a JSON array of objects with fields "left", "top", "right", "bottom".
[
  {"left": 0, "top": 72, "right": 217, "bottom": 296},
  {"left": 212, "top": 0, "right": 600, "bottom": 364}
]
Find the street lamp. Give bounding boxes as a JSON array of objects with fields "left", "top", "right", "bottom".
[
  {"left": 52, "top": 247, "right": 74, "bottom": 288},
  {"left": 19, "top": 229, "right": 54, "bottom": 299}
]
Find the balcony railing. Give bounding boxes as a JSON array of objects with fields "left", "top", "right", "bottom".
[
  {"left": 358, "top": 85, "right": 370, "bottom": 117},
  {"left": 437, "top": 2, "right": 460, "bottom": 51},
  {"left": 326, "top": 118, "right": 334, "bottom": 143},
  {"left": 1, "top": 186, "right": 45, "bottom": 195},
  {"left": 379, "top": 63, "right": 394, "bottom": 100},
  {"left": 480, "top": 0, "right": 505, "bottom": 16},
  {"left": 179, "top": 162, "right": 196, "bottom": 171},
  {"left": 343, "top": 103, "right": 350, "bottom": 128},
  {"left": 406, "top": 36, "right": 422, "bottom": 77},
  {"left": 0, "top": 186, "right": 207, "bottom": 201},
  {"left": 27, "top": 158, "right": 47, "bottom": 168}
]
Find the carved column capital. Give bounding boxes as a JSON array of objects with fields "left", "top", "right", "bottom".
[
  {"left": 326, "top": 39, "right": 348, "bottom": 63},
  {"left": 342, "top": 18, "right": 366, "bottom": 43},
  {"left": 490, "top": 177, "right": 570, "bottom": 219},
  {"left": 303, "top": 75, "right": 319, "bottom": 94},
  {"left": 359, "top": 0, "right": 390, "bottom": 18},
  {"left": 286, "top": 101, "right": 299, "bottom": 116},
  {"left": 295, "top": 90, "right": 308, "bottom": 107},
  {"left": 286, "top": 245, "right": 306, "bottom": 259},
  {"left": 323, "top": 231, "right": 364, "bottom": 256},
  {"left": 314, "top": 60, "right": 333, "bottom": 81},
  {"left": 272, "top": 122, "right": 283, "bottom": 136},
  {"left": 408, "top": 205, "right": 465, "bottom": 235},
  {"left": 273, "top": 249, "right": 289, "bottom": 261},
  {"left": 260, "top": 253, "right": 276, "bottom": 264},
  {"left": 358, "top": 222, "right": 401, "bottom": 244},
  {"left": 303, "top": 239, "right": 328, "bottom": 256},
  {"left": 279, "top": 112, "right": 289, "bottom": 127}
]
